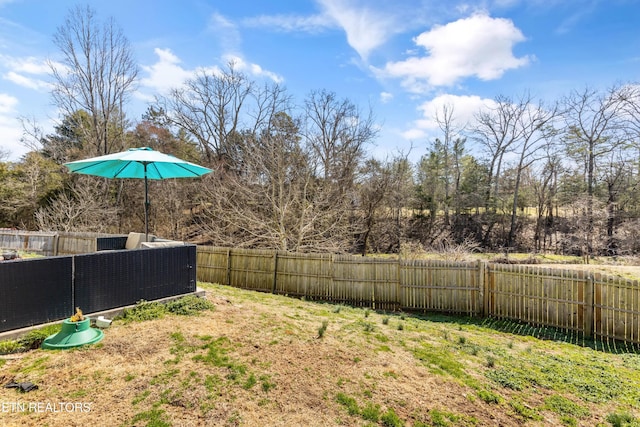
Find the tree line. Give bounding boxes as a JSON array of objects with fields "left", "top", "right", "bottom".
[{"left": 2, "top": 5, "right": 640, "bottom": 259}]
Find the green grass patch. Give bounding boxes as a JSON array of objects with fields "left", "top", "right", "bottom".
[
  {"left": 606, "top": 412, "right": 640, "bottom": 427},
  {"left": 260, "top": 374, "right": 276, "bottom": 392},
  {"left": 242, "top": 373, "right": 257, "bottom": 390},
  {"left": 193, "top": 336, "right": 247, "bottom": 381},
  {"left": 381, "top": 408, "right": 405, "bottom": 427},
  {"left": 485, "top": 367, "right": 526, "bottom": 391},
  {"left": 361, "top": 402, "right": 381, "bottom": 422},
  {"left": 127, "top": 408, "right": 171, "bottom": 427},
  {"left": 0, "top": 340, "right": 24, "bottom": 355},
  {"left": 336, "top": 392, "right": 360, "bottom": 415},
  {"left": 543, "top": 394, "right": 589, "bottom": 419},
  {"left": 413, "top": 343, "right": 466, "bottom": 379},
  {"left": 17, "top": 355, "right": 50, "bottom": 375},
  {"left": 476, "top": 389, "right": 502, "bottom": 404},
  {"left": 509, "top": 398, "right": 542, "bottom": 421}
]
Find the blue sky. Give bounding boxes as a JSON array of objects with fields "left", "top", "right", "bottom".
[{"left": 0, "top": 0, "right": 639, "bottom": 162}]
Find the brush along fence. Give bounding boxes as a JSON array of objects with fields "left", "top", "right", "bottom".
[{"left": 197, "top": 246, "right": 640, "bottom": 346}]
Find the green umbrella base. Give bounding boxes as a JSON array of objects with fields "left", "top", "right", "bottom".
[{"left": 42, "top": 318, "right": 104, "bottom": 349}]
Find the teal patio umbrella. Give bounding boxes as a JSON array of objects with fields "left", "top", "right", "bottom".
[{"left": 64, "top": 147, "right": 212, "bottom": 240}]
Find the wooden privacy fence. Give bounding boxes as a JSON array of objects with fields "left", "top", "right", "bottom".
[
  {"left": 197, "top": 246, "right": 640, "bottom": 346},
  {"left": 0, "top": 230, "right": 127, "bottom": 255}
]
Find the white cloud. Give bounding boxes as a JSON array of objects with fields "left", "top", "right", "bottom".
[
  {"left": 0, "top": 55, "right": 50, "bottom": 75},
  {"left": 0, "top": 92, "right": 18, "bottom": 113},
  {"left": 378, "top": 13, "right": 531, "bottom": 92},
  {"left": 221, "top": 54, "right": 284, "bottom": 84},
  {"left": 380, "top": 92, "right": 393, "bottom": 103},
  {"left": 0, "top": 54, "right": 52, "bottom": 91},
  {"left": 208, "top": 12, "right": 242, "bottom": 54},
  {"left": 401, "top": 93, "right": 497, "bottom": 140},
  {"left": 139, "top": 48, "right": 199, "bottom": 96},
  {"left": 4, "top": 71, "right": 50, "bottom": 90},
  {"left": 0, "top": 93, "right": 24, "bottom": 159},
  {"left": 242, "top": 13, "right": 334, "bottom": 33},
  {"left": 242, "top": 0, "right": 437, "bottom": 61},
  {"left": 317, "top": 0, "right": 398, "bottom": 60},
  {"left": 138, "top": 49, "right": 284, "bottom": 100}
]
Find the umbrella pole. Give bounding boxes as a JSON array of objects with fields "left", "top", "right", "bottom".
[{"left": 144, "top": 164, "right": 149, "bottom": 241}]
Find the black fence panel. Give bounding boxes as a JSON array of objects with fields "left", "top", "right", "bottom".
[
  {"left": 138, "top": 246, "right": 197, "bottom": 301},
  {"left": 74, "top": 245, "right": 197, "bottom": 313},
  {"left": 0, "top": 245, "right": 196, "bottom": 333},
  {"left": 0, "top": 257, "right": 73, "bottom": 332},
  {"left": 74, "top": 250, "right": 144, "bottom": 313},
  {"left": 96, "top": 236, "right": 128, "bottom": 251}
]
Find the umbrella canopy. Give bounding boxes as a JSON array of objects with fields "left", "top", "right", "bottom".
[{"left": 64, "top": 147, "right": 212, "bottom": 239}]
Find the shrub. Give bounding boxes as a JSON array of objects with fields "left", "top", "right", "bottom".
[
  {"left": 18, "top": 324, "right": 61, "bottom": 350},
  {"left": 606, "top": 412, "right": 640, "bottom": 427},
  {"left": 118, "top": 296, "right": 213, "bottom": 323},
  {"left": 118, "top": 300, "right": 166, "bottom": 322},
  {"left": 0, "top": 340, "right": 23, "bottom": 355},
  {"left": 166, "top": 295, "right": 214, "bottom": 315},
  {"left": 318, "top": 320, "right": 329, "bottom": 338}
]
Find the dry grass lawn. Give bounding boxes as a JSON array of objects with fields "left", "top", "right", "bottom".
[{"left": 1, "top": 282, "right": 640, "bottom": 427}]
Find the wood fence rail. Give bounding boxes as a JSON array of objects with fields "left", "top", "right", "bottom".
[{"left": 197, "top": 246, "right": 640, "bottom": 346}]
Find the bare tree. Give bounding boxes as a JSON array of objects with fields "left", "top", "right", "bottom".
[
  {"left": 198, "top": 112, "right": 354, "bottom": 251},
  {"left": 531, "top": 148, "right": 562, "bottom": 252},
  {"left": 50, "top": 5, "right": 138, "bottom": 156},
  {"left": 304, "top": 90, "right": 377, "bottom": 194},
  {"left": 35, "top": 178, "right": 118, "bottom": 232},
  {"left": 473, "top": 95, "right": 523, "bottom": 210},
  {"left": 562, "top": 85, "right": 628, "bottom": 259},
  {"left": 357, "top": 153, "right": 414, "bottom": 255},
  {"left": 471, "top": 95, "right": 526, "bottom": 246},
  {"left": 433, "top": 103, "right": 466, "bottom": 226},
  {"left": 506, "top": 94, "right": 560, "bottom": 248},
  {"left": 153, "top": 62, "right": 259, "bottom": 166}
]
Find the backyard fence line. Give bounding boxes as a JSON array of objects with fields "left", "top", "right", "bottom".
[
  {"left": 0, "top": 230, "right": 127, "bottom": 256},
  {"left": 196, "top": 246, "right": 640, "bottom": 346},
  {"left": 3, "top": 231, "right": 638, "bottom": 345}
]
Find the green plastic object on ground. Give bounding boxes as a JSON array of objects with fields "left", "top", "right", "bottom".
[{"left": 41, "top": 318, "right": 104, "bottom": 349}]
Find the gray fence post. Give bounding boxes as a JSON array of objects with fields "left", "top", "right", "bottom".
[
  {"left": 272, "top": 252, "right": 278, "bottom": 294},
  {"left": 478, "top": 260, "right": 487, "bottom": 316},
  {"left": 583, "top": 274, "right": 594, "bottom": 339}
]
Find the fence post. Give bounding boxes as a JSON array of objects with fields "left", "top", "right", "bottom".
[
  {"left": 477, "top": 260, "right": 486, "bottom": 316},
  {"left": 583, "top": 274, "right": 594, "bottom": 339},
  {"left": 397, "top": 257, "right": 402, "bottom": 311},
  {"left": 53, "top": 233, "right": 60, "bottom": 256},
  {"left": 226, "top": 249, "right": 232, "bottom": 286},
  {"left": 272, "top": 252, "right": 278, "bottom": 294}
]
